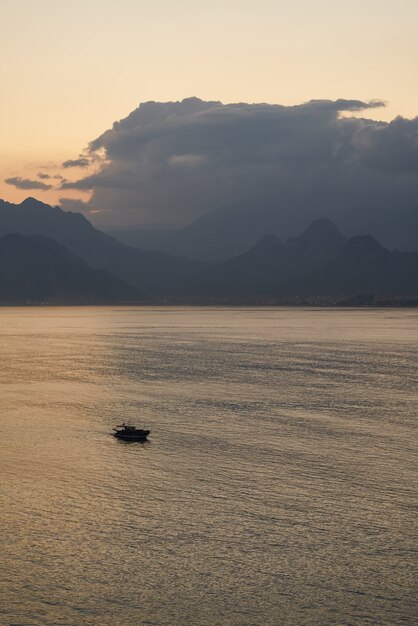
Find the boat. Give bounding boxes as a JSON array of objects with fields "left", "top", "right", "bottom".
[{"left": 113, "top": 423, "right": 150, "bottom": 441}]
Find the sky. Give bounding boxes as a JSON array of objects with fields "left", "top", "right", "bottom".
[{"left": 1, "top": 0, "right": 417, "bottom": 229}]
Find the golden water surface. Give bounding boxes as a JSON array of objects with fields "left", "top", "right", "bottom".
[{"left": 1, "top": 307, "right": 417, "bottom": 625}]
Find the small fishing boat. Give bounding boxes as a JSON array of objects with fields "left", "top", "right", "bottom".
[{"left": 113, "top": 423, "right": 150, "bottom": 441}]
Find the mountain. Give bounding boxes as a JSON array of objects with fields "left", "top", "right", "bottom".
[
  {"left": 284, "top": 218, "right": 348, "bottom": 268},
  {"left": 292, "top": 235, "right": 418, "bottom": 298},
  {"left": 1, "top": 199, "right": 416, "bottom": 303},
  {"left": 0, "top": 234, "right": 141, "bottom": 304},
  {"left": 108, "top": 202, "right": 300, "bottom": 262},
  {"left": 0, "top": 198, "right": 208, "bottom": 296},
  {"left": 334, "top": 203, "right": 418, "bottom": 253},
  {"left": 188, "top": 218, "right": 348, "bottom": 298},
  {"left": 109, "top": 197, "right": 418, "bottom": 262}
]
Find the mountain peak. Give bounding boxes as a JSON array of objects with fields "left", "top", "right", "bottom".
[
  {"left": 287, "top": 218, "right": 346, "bottom": 246},
  {"left": 285, "top": 217, "right": 347, "bottom": 260},
  {"left": 19, "top": 197, "right": 63, "bottom": 214},
  {"left": 305, "top": 217, "right": 341, "bottom": 233},
  {"left": 20, "top": 197, "right": 49, "bottom": 207},
  {"left": 343, "top": 234, "right": 389, "bottom": 256}
]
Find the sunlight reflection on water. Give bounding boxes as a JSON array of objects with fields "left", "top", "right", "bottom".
[{"left": 1, "top": 307, "right": 417, "bottom": 625}]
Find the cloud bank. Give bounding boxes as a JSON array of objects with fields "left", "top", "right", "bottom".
[{"left": 60, "top": 97, "right": 418, "bottom": 244}]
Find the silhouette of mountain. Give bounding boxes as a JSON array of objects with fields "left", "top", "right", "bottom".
[
  {"left": 1, "top": 199, "right": 416, "bottom": 303},
  {"left": 189, "top": 218, "right": 349, "bottom": 298},
  {"left": 0, "top": 198, "right": 208, "bottom": 296},
  {"left": 292, "top": 235, "right": 418, "bottom": 297},
  {"left": 0, "top": 234, "right": 141, "bottom": 304},
  {"left": 334, "top": 203, "right": 418, "bottom": 253},
  {"left": 285, "top": 218, "right": 348, "bottom": 267}
]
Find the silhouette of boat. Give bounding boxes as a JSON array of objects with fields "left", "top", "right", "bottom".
[{"left": 113, "top": 423, "right": 150, "bottom": 441}]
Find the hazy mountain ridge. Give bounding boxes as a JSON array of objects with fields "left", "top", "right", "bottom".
[
  {"left": 107, "top": 201, "right": 418, "bottom": 262},
  {"left": 0, "top": 234, "right": 141, "bottom": 304},
  {"left": 107, "top": 203, "right": 298, "bottom": 262},
  {"left": 0, "top": 198, "right": 417, "bottom": 303},
  {"left": 0, "top": 198, "right": 209, "bottom": 296},
  {"left": 188, "top": 218, "right": 348, "bottom": 298},
  {"left": 290, "top": 235, "right": 418, "bottom": 298},
  {"left": 186, "top": 220, "right": 418, "bottom": 301}
]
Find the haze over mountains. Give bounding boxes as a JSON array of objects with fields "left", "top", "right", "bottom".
[
  {"left": 0, "top": 234, "right": 140, "bottom": 304},
  {"left": 108, "top": 203, "right": 292, "bottom": 263},
  {"left": 0, "top": 197, "right": 417, "bottom": 304},
  {"left": 190, "top": 219, "right": 418, "bottom": 301},
  {"left": 108, "top": 201, "right": 418, "bottom": 263},
  {"left": 0, "top": 198, "right": 207, "bottom": 297}
]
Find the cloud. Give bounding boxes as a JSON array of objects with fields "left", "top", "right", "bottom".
[
  {"left": 62, "top": 157, "right": 90, "bottom": 168},
  {"left": 37, "top": 172, "right": 64, "bottom": 181},
  {"left": 5, "top": 176, "right": 53, "bottom": 191},
  {"left": 62, "top": 97, "right": 418, "bottom": 243},
  {"left": 169, "top": 153, "right": 208, "bottom": 167},
  {"left": 348, "top": 115, "right": 418, "bottom": 172},
  {"left": 59, "top": 197, "right": 90, "bottom": 213}
]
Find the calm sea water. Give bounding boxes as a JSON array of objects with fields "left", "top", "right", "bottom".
[{"left": 1, "top": 307, "right": 417, "bottom": 626}]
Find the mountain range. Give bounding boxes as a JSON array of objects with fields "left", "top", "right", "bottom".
[
  {"left": 107, "top": 203, "right": 292, "bottom": 262},
  {"left": 0, "top": 197, "right": 417, "bottom": 304},
  {"left": 0, "top": 197, "right": 207, "bottom": 297},
  {"left": 189, "top": 219, "right": 418, "bottom": 301},
  {"left": 107, "top": 201, "right": 418, "bottom": 262},
  {"left": 0, "top": 234, "right": 140, "bottom": 304}
]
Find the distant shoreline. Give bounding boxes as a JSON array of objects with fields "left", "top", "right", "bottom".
[{"left": 1, "top": 300, "right": 417, "bottom": 308}]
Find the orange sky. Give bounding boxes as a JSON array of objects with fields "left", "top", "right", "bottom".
[{"left": 1, "top": 0, "right": 417, "bottom": 205}]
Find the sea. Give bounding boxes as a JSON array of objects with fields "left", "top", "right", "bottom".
[{"left": 1, "top": 307, "right": 417, "bottom": 626}]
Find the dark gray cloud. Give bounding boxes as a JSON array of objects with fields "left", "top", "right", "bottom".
[
  {"left": 61, "top": 97, "right": 418, "bottom": 245},
  {"left": 5, "top": 176, "right": 53, "bottom": 191},
  {"left": 62, "top": 157, "right": 90, "bottom": 168}
]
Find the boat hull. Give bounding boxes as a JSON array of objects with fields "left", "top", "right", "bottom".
[{"left": 113, "top": 431, "right": 150, "bottom": 442}]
